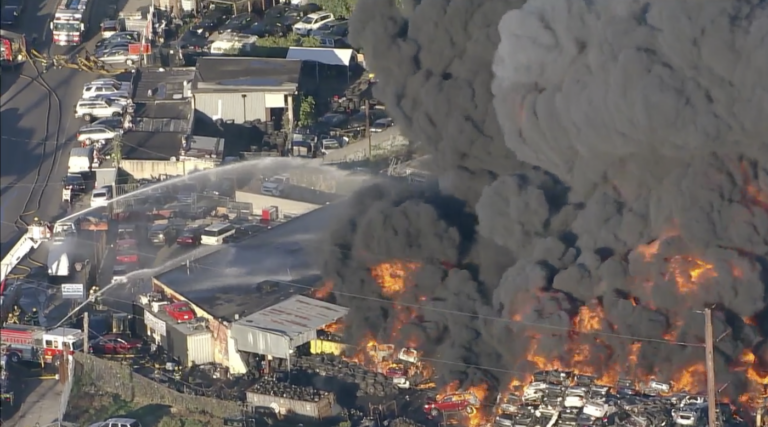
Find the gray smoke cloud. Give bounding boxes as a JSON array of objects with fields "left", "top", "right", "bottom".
[{"left": 318, "top": 0, "right": 768, "bottom": 407}]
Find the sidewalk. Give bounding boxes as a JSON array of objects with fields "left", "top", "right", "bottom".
[{"left": 4, "top": 380, "right": 63, "bottom": 427}]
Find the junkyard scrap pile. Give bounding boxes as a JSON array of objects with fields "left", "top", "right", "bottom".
[{"left": 489, "top": 370, "right": 746, "bottom": 427}]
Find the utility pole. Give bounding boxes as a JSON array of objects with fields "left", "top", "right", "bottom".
[
  {"left": 83, "top": 310, "right": 89, "bottom": 353},
  {"left": 365, "top": 100, "right": 372, "bottom": 159},
  {"left": 704, "top": 307, "right": 718, "bottom": 427}
]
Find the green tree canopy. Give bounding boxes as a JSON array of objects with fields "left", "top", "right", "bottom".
[
  {"left": 314, "top": 0, "right": 357, "bottom": 19},
  {"left": 299, "top": 96, "right": 317, "bottom": 127}
]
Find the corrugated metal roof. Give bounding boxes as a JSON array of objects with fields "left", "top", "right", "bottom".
[{"left": 235, "top": 295, "right": 348, "bottom": 338}]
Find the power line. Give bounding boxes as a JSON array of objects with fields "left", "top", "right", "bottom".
[{"left": 5, "top": 239, "right": 703, "bottom": 348}]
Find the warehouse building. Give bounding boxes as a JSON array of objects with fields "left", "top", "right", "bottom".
[
  {"left": 231, "top": 295, "right": 348, "bottom": 361},
  {"left": 192, "top": 57, "right": 301, "bottom": 124}
]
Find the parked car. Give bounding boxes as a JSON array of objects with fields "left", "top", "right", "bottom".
[
  {"left": 112, "top": 263, "right": 136, "bottom": 278},
  {"left": 75, "top": 98, "right": 125, "bottom": 122},
  {"left": 176, "top": 226, "right": 204, "bottom": 246},
  {"left": 96, "top": 45, "right": 140, "bottom": 66},
  {"left": 243, "top": 20, "right": 287, "bottom": 37},
  {"left": 148, "top": 223, "right": 183, "bottom": 246},
  {"left": 100, "top": 19, "right": 125, "bottom": 38},
  {"left": 82, "top": 79, "right": 131, "bottom": 99},
  {"left": 370, "top": 117, "right": 394, "bottom": 133},
  {"left": 77, "top": 124, "right": 119, "bottom": 144},
  {"left": 0, "top": 0, "right": 24, "bottom": 27},
  {"left": 163, "top": 301, "right": 195, "bottom": 323},
  {"left": 196, "top": 8, "right": 232, "bottom": 35},
  {"left": 94, "top": 31, "right": 140, "bottom": 50},
  {"left": 292, "top": 12, "right": 334, "bottom": 35},
  {"left": 89, "top": 334, "right": 143, "bottom": 355},
  {"left": 218, "top": 12, "right": 256, "bottom": 33},
  {"left": 87, "top": 417, "right": 142, "bottom": 427},
  {"left": 222, "top": 224, "right": 262, "bottom": 243},
  {"left": 90, "top": 185, "right": 113, "bottom": 207}
]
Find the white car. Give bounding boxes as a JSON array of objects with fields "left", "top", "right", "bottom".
[
  {"left": 90, "top": 186, "right": 113, "bottom": 207},
  {"left": 84, "top": 78, "right": 131, "bottom": 95},
  {"left": 563, "top": 386, "right": 587, "bottom": 408},
  {"left": 77, "top": 124, "right": 119, "bottom": 144},
  {"left": 88, "top": 418, "right": 141, "bottom": 427},
  {"left": 82, "top": 82, "right": 131, "bottom": 100},
  {"left": 292, "top": 12, "right": 334, "bottom": 36},
  {"left": 75, "top": 98, "right": 125, "bottom": 122}
]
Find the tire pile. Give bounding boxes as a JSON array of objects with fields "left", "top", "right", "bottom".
[
  {"left": 249, "top": 377, "right": 330, "bottom": 402},
  {"left": 294, "top": 355, "right": 399, "bottom": 397}
]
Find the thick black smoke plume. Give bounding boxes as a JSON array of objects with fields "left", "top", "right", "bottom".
[{"left": 320, "top": 0, "right": 768, "bottom": 402}]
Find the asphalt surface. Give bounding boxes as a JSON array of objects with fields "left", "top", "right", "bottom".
[{"left": 0, "top": 0, "right": 116, "bottom": 256}]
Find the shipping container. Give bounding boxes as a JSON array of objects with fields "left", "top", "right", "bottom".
[
  {"left": 309, "top": 339, "right": 354, "bottom": 356},
  {"left": 167, "top": 324, "right": 215, "bottom": 367},
  {"left": 245, "top": 391, "right": 336, "bottom": 420}
]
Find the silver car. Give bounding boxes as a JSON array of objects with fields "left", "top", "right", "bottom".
[{"left": 96, "top": 46, "right": 140, "bottom": 66}]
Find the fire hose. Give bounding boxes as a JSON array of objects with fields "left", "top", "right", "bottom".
[{"left": 24, "top": 48, "right": 131, "bottom": 75}]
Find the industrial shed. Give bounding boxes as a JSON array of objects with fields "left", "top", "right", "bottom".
[
  {"left": 192, "top": 57, "right": 300, "bottom": 123},
  {"left": 231, "top": 295, "right": 348, "bottom": 359}
]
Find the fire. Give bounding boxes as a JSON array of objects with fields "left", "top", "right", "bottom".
[
  {"left": 371, "top": 261, "right": 420, "bottom": 297},
  {"left": 741, "top": 160, "right": 768, "bottom": 210},
  {"left": 321, "top": 321, "right": 344, "bottom": 334},
  {"left": 744, "top": 317, "right": 757, "bottom": 326},
  {"left": 666, "top": 255, "right": 717, "bottom": 294},
  {"left": 628, "top": 342, "right": 641, "bottom": 368},
  {"left": 671, "top": 363, "right": 706, "bottom": 393},
  {"left": 573, "top": 304, "right": 604, "bottom": 333},
  {"left": 313, "top": 280, "right": 334, "bottom": 299},
  {"left": 635, "top": 228, "right": 679, "bottom": 261},
  {"left": 466, "top": 383, "right": 489, "bottom": 427},
  {"left": 740, "top": 349, "right": 768, "bottom": 386}
]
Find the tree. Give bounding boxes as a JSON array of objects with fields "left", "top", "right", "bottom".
[
  {"left": 298, "top": 96, "right": 316, "bottom": 127},
  {"left": 314, "top": 0, "right": 357, "bottom": 18},
  {"left": 256, "top": 34, "right": 321, "bottom": 48}
]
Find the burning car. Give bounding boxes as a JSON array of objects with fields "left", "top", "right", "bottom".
[
  {"left": 163, "top": 301, "right": 195, "bottom": 323},
  {"left": 423, "top": 391, "right": 480, "bottom": 416}
]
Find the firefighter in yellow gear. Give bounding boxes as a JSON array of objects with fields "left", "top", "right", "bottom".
[{"left": 7, "top": 305, "right": 21, "bottom": 324}]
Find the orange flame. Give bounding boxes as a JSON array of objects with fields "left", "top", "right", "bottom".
[
  {"left": 741, "top": 160, "right": 768, "bottom": 211},
  {"left": 666, "top": 255, "right": 717, "bottom": 294},
  {"left": 573, "top": 304, "right": 605, "bottom": 333},
  {"left": 313, "top": 280, "right": 334, "bottom": 299},
  {"left": 671, "top": 363, "right": 707, "bottom": 393},
  {"left": 321, "top": 321, "right": 344, "bottom": 334},
  {"left": 371, "top": 261, "right": 420, "bottom": 297},
  {"left": 635, "top": 228, "right": 679, "bottom": 261}
]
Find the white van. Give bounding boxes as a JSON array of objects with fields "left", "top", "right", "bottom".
[
  {"left": 91, "top": 186, "right": 113, "bottom": 207},
  {"left": 68, "top": 146, "right": 95, "bottom": 173},
  {"left": 200, "top": 223, "right": 235, "bottom": 245}
]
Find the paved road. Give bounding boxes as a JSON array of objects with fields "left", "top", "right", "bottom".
[{"left": 0, "top": 0, "right": 117, "bottom": 255}]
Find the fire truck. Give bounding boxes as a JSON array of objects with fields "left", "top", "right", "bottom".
[
  {"left": 50, "top": 0, "right": 90, "bottom": 46},
  {"left": 0, "top": 324, "right": 83, "bottom": 365},
  {"left": 0, "top": 29, "right": 27, "bottom": 70}
]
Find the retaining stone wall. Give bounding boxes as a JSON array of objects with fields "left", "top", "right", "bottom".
[{"left": 71, "top": 353, "right": 242, "bottom": 417}]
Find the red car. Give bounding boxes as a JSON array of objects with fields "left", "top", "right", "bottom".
[
  {"left": 115, "top": 239, "right": 139, "bottom": 263},
  {"left": 424, "top": 391, "right": 480, "bottom": 416},
  {"left": 89, "top": 334, "right": 143, "bottom": 355},
  {"left": 164, "top": 301, "right": 195, "bottom": 323},
  {"left": 176, "top": 226, "right": 203, "bottom": 246}
]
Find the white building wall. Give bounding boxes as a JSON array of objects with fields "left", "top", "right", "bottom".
[{"left": 235, "top": 191, "right": 321, "bottom": 218}]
